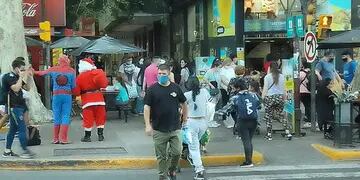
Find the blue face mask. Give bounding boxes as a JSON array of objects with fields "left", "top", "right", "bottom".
[{"left": 158, "top": 75, "right": 169, "bottom": 85}]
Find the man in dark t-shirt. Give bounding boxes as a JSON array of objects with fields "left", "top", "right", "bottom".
[
  {"left": 2, "top": 58, "right": 34, "bottom": 159},
  {"left": 144, "top": 64, "right": 188, "bottom": 180}
]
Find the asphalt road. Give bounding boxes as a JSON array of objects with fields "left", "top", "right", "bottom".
[{"left": 1, "top": 162, "right": 360, "bottom": 180}]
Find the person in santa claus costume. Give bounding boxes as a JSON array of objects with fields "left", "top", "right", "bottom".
[
  {"left": 34, "top": 55, "right": 75, "bottom": 144},
  {"left": 73, "top": 57, "right": 108, "bottom": 142}
]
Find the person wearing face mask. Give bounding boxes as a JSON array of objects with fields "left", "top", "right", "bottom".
[
  {"left": 144, "top": 64, "right": 188, "bottom": 180},
  {"left": 341, "top": 50, "right": 358, "bottom": 89},
  {"left": 2, "top": 58, "right": 35, "bottom": 158},
  {"left": 315, "top": 50, "right": 342, "bottom": 82}
]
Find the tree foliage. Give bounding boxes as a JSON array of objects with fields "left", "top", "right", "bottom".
[{"left": 66, "top": 0, "right": 169, "bottom": 29}]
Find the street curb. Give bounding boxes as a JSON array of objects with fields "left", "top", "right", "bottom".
[
  {"left": 312, "top": 144, "right": 360, "bottom": 160},
  {"left": 0, "top": 152, "right": 264, "bottom": 170}
]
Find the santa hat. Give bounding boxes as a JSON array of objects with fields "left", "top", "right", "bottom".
[{"left": 78, "top": 58, "right": 96, "bottom": 73}]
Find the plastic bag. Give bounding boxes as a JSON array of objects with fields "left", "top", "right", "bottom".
[{"left": 181, "top": 126, "right": 192, "bottom": 145}]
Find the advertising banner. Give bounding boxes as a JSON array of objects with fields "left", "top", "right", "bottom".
[
  {"left": 282, "top": 58, "right": 295, "bottom": 132},
  {"left": 23, "top": 0, "right": 66, "bottom": 27},
  {"left": 208, "top": 0, "right": 235, "bottom": 37},
  {"left": 316, "top": 0, "right": 351, "bottom": 31},
  {"left": 195, "top": 57, "right": 216, "bottom": 81}
]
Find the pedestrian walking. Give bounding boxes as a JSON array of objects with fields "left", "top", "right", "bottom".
[
  {"left": 2, "top": 58, "right": 35, "bottom": 158},
  {"left": 184, "top": 76, "right": 210, "bottom": 180},
  {"left": 262, "top": 62, "right": 292, "bottom": 140},
  {"left": 233, "top": 79, "right": 260, "bottom": 167},
  {"left": 144, "top": 64, "right": 188, "bottom": 180},
  {"left": 300, "top": 60, "right": 312, "bottom": 128},
  {"left": 34, "top": 55, "right": 75, "bottom": 144},
  {"left": 180, "top": 59, "right": 190, "bottom": 92}
]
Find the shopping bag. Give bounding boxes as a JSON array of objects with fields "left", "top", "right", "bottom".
[{"left": 200, "top": 129, "right": 211, "bottom": 146}]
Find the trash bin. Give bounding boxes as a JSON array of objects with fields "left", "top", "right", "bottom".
[{"left": 334, "top": 102, "right": 353, "bottom": 146}]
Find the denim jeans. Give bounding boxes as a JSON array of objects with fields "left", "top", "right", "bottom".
[
  {"left": 6, "top": 107, "right": 28, "bottom": 151},
  {"left": 238, "top": 119, "right": 257, "bottom": 163},
  {"left": 187, "top": 118, "right": 208, "bottom": 173}
]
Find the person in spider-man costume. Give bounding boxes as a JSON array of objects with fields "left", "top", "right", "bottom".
[
  {"left": 34, "top": 55, "right": 75, "bottom": 144},
  {"left": 73, "top": 58, "right": 108, "bottom": 142}
]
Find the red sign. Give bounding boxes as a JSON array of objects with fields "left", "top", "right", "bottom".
[
  {"left": 304, "top": 32, "right": 318, "bottom": 63},
  {"left": 23, "top": 0, "right": 66, "bottom": 27}
]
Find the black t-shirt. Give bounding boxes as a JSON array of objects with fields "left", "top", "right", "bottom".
[
  {"left": 2, "top": 72, "right": 26, "bottom": 108},
  {"left": 144, "top": 82, "right": 186, "bottom": 132}
]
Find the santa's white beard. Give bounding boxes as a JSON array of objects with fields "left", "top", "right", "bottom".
[{"left": 78, "top": 61, "right": 96, "bottom": 73}]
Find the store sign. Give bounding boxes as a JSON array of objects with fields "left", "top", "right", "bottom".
[
  {"left": 244, "top": 19, "right": 286, "bottom": 32},
  {"left": 23, "top": 0, "right": 66, "bottom": 27},
  {"left": 287, "top": 17, "right": 294, "bottom": 37}
]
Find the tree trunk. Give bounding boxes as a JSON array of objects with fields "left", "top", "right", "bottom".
[{"left": 0, "top": 0, "right": 52, "bottom": 124}]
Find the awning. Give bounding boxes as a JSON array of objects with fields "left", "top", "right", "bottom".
[
  {"left": 50, "top": 36, "right": 90, "bottom": 49},
  {"left": 71, "top": 35, "right": 146, "bottom": 56}
]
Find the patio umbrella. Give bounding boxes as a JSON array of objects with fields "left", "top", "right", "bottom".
[
  {"left": 25, "top": 37, "right": 44, "bottom": 47},
  {"left": 70, "top": 35, "right": 146, "bottom": 56},
  {"left": 50, "top": 36, "right": 90, "bottom": 49},
  {"left": 317, "top": 28, "right": 360, "bottom": 49}
]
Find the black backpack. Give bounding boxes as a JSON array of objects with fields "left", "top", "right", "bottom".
[{"left": 27, "top": 126, "right": 41, "bottom": 146}]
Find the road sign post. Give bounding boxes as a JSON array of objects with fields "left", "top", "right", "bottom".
[{"left": 304, "top": 32, "right": 318, "bottom": 63}]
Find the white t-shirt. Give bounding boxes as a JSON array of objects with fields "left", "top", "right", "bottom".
[
  {"left": 220, "top": 66, "right": 235, "bottom": 90},
  {"left": 185, "top": 88, "right": 211, "bottom": 118},
  {"left": 264, "top": 73, "right": 285, "bottom": 96}
]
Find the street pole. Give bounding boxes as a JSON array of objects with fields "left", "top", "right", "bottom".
[
  {"left": 235, "top": 0, "right": 244, "bottom": 50},
  {"left": 41, "top": 0, "right": 51, "bottom": 109}
]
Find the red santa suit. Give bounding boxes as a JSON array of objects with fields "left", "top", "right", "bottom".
[{"left": 73, "top": 58, "right": 108, "bottom": 142}]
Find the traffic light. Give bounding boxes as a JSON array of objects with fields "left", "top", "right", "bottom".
[
  {"left": 306, "top": 2, "right": 316, "bottom": 25},
  {"left": 317, "top": 15, "right": 332, "bottom": 39},
  {"left": 39, "top": 21, "right": 51, "bottom": 42}
]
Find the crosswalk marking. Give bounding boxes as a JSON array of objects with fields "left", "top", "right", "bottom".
[
  {"left": 206, "top": 163, "right": 360, "bottom": 174},
  {"left": 208, "top": 172, "right": 360, "bottom": 180}
]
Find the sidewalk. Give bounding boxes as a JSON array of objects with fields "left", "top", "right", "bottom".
[{"left": 0, "top": 111, "right": 354, "bottom": 170}]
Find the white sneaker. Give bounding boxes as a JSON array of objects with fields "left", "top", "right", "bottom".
[{"left": 303, "top": 122, "right": 312, "bottom": 128}]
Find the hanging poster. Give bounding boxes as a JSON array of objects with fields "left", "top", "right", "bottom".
[
  {"left": 195, "top": 57, "right": 216, "bottom": 81},
  {"left": 282, "top": 58, "right": 295, "bottom": 132},
  {"left": 316, "top": 0, "right": 351, "bottom": 31},
  {"left": 208, "top": 0, "right": 235, "bottom": 37}
]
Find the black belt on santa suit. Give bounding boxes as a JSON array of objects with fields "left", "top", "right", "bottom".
[{"left": 80, "top": 89, "right": 101, "bottom": 95}]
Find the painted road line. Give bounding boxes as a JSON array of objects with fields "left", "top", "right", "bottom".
[
  {"left": 312, "top": 144, "right": 360, "bottom": 160},
  {"left": 207, "top": 162, "right": 360, "bottom": 174},
  {"left": 208, "top": 172, "right": 360, "bottom": 180},
  {"left": 0, "top": 152, "right": 264, "bottom": 170}
]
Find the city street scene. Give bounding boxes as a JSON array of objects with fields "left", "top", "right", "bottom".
[{"left": 1, "top": 0, "right": 360, "bottom": 180}]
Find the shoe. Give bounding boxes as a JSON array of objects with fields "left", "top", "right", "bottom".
[
  {"left": 59, "top": 125, "right": 70, "bottom": 144},
  {"left": 287, "top": 134, "right": 292, "bottom": 141},
  {"left": 208, "top": 122, "right": 220, "bottom": 128},
  {"left": 97, "top": 128, "right": 104, "bottom": 141},
  {"left": 81, "top": 131, "right": 91, "bottom": 142},
  {"left": 2, "top": 150, "right": 19, "bottom": 157},
  {"left": 194, "top": 171, "right": 205, "bottom": 180},
  {"left": 264, "top": 133, "right": 272, "bottom": 141},
  {"left": 168, "top": 171, "right": 177, "bottom": 180},
  {"left": 303, "top": 122, "right": 312, "bottom": 128},
  {"left": 53, "top": 125, "right": 60, "bottom": 144},
  {"left": 20, "top": 150, "right": 35, "bottom": 159},
  {"left": 240, "top": 162, "right": 254, "bottom": 168}
]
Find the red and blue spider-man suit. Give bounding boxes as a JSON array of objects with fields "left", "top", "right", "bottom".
[{"left": 34, "top": 55, "right": 75, "bottom": 144}]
